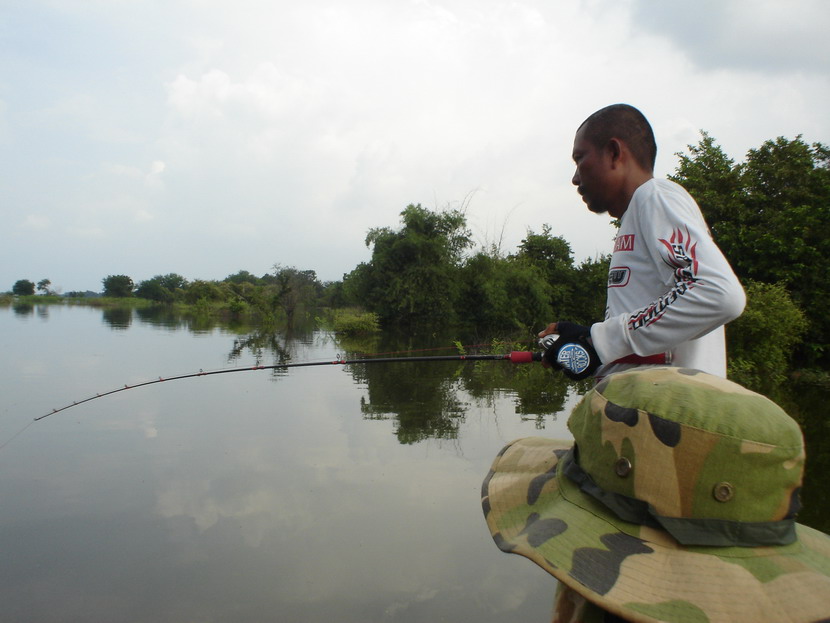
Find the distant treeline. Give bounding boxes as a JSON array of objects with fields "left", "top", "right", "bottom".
[{"left": 7, "top": 132, "right": 829, "bottom": 385}]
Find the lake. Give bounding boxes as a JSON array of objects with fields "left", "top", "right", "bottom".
[
  {"left": 0, "top": 304, "right": 579, "bottom": 622},
  {"left": 1, "top": 303, "right": 827, "bottom": 622}
]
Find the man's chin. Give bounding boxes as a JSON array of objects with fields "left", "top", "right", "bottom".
[{"left": 585, "top": 201, "right": 608, "bottom": 215}]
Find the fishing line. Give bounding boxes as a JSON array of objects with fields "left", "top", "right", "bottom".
[
  {"left": 347, "top": 343, "right": 494, "bottom": 358},
  {"left": 35, "top": 350, "right": 542, "bottom": 422},
  {"left": 0, "top": 420, "right": 36, "bottom": 451}
]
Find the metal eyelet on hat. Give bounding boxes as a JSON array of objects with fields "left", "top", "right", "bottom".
[
  {"left": 614, "top": 456, "right": 632, "bottom": 477},
  {"left": 713, "top": 482, "right": 735, "bottom": 502}
]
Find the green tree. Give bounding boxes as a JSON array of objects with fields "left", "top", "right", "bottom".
[
  {"left": 265, "top": 265, "right": 323, "bottom": 325},
  {"left": 12, "top": 279, "right": 35, "bottom": 296},
  {"left": 224, "top": 270, "right": 262, "bottom": 286},
  {"left": 102, "top": 275, "right": 134, "bottom": 298},
  {"left": 184, "top": 280, "right": 228, "bottom": 304},
  {"left": 158, "top": 273, "right": 188, "bottom": 291},
  {"left": 670, "top": 131, "right": 744, "bottom": 248},
  {"left": 672, "top": 133, "right": 830, "bottom": 367},
  {"left": 737, "top": 138, "right": 829, "bottom": 285},
  {"left": 135, "top": 280, "right": 172, "bottom": 303},
  {"left": 319, "top": 280, "right": 347, "bottom": 308},
  {"left": 727, "top": 281, "right": 808, "bottom": 389},
  {"left": 514, "top": 225, "right": 576, "bottom": 319},
  {"left": 459, "top": 250, "right": 552, "bottom": 333},
  {"left": 36, "top": 279, "right": 52, "bottom": 295},
  {"left": 739, "top": 139, "right": 829, "bottom": 365},
  {"left": 569, "top": 254, "right": 611, "bottom": 325},
  {"left": 135, "top": 273, "right": 188, "bottom": 303},
  {"left": 347, "top": 204, "right": 473, "bottom": 327}
]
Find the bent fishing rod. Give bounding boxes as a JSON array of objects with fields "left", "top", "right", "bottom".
[{"left": 35, "top": 349, "right": 544, "bottom": 422}]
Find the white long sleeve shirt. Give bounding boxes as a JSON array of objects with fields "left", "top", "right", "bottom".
[{"left": 590, "top": 178, "right": 745, "bottom": 378}]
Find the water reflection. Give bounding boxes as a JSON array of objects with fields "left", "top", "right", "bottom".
[
  {"left": 227, "top": 326, "right": 318, "bottom": 368},
  {"left": 93, "top": 304, "right": 259, "bottom": 335},
  {"left": 339, "top": 335, "right": 576, "bottom": 442},
  {"left": 352, "top": 360, "right": 467, "bottom": 443},
  {"left": 12, "top": 302, "right": 34, "bottom": 316},
  {"left": 102, "top": 306, "right": 133, "bottom": 329},
  {"left": 459, "top": 358, "right": 576, "bottom": 427},
  {"left": 237, "top": 325, "right": 830, "bottom": 534},
  {"left": 134, "top": 305, "right": 185, "bottom": 329}
]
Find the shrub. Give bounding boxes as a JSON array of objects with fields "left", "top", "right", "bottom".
[
  {"left": 727, "top": 280, "right": 808, "bottom": 389},
  {"left": 328, "top": 308, "right": 381, "bottom": 336}
]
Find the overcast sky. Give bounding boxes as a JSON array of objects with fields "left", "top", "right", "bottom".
[{"left": 2, "top": 0, "right": 828, "bottom": 293}]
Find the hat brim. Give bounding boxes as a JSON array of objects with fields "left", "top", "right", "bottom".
[{"left": 482, "top": 437, "right": 830, "bottom": 623}]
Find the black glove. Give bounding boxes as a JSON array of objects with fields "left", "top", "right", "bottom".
[{"left": 542, "top": 321, "right": 602, "bottom": 381}]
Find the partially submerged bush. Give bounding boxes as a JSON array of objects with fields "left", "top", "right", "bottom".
[{"left": 326, "top": 308, "right": 380, "bottom": 336}]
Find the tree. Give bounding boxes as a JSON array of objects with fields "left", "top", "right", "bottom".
[
  {"left": 224, "top": 270, "right": 261, "bottom": 286},
  {"left": 184, "top": 280, "right": 227, "bottom": 303},
  {"left": 135, "top": 280, "right": 173, "bottom": 303},
  {"left": 569, "top": 254, "right": 611, "bottom": 325},
  {"left": 12, "top": 279, "right": 35, "bottom": 296},
  {"left": 672, "top": 133, "right": 830, "bottom": 367},
  {"left": 36, "top": 279, "right": 52, "bottom": 295},
  {"left": 459, "top": 250, "right": 552, "bottom": 333},
  {"left": 670, "top": 131, "right": 744, "bottom": 251},
  {"left": 514, "top": 225, "right": 576, "bottom": 318},
  {"left": 319, "top": 280, "right": 347, "bottom": 308},
  {"left": 102, "top": 275, "right": 134, "bottom": 298},
  {"left": 135, "top": 273, "right": 188, "bottom": 303},
  {"left": 347, "top": 204, "right": 473, "bottom": 327},
  {"left": 266, "top": 265, "right": 323, "bottom": 325},
  {"left": 740, "top": 138, "right": 830, "bottom": 365},
  {"left": 727, "top": 281, "right": 808, "bottom": 389},
  {"left": 157, "top": 273, "right": 188, "bottom": 291}
]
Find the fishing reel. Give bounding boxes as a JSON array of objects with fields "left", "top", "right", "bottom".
[{"left": 538, "top": 333, "right": 558, "bottom": 351}]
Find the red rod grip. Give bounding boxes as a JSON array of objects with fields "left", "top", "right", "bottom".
[{"left": 508, "top": 351, "right": 541, "bottom": 364}]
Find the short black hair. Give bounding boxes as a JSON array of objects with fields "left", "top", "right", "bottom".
[{"left": 578, "top": 104, "right": 657, "bottom": 171}]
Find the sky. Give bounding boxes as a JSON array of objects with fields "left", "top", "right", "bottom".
[{"left": 2, "top": 0, "right": 828, "bottom": 294}]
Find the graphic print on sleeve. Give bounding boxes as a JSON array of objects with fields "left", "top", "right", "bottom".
[{"left": 627, "top": 226, "right": 700, "bottom": 331}]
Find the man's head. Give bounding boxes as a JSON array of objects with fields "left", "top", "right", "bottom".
[{"left": 571, "top": 104, "right": 656, "bottom": 218}]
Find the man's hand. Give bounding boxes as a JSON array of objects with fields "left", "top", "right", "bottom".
[{"left": 538, "top": 321, "right": 601, "bottom": 380}]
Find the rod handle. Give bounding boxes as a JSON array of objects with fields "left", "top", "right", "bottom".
[{"left": 508, "top": 351, "right": 543, "bottom": 363}]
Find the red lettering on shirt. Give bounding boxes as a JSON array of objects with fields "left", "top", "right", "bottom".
[{"left": 614, "top": 234, "right": 635, "bottom": 252}]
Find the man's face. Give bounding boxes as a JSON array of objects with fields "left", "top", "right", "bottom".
[{"left": 571, "top": 125, "right": 616, "bottom": 216}]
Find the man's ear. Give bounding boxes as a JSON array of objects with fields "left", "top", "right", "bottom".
[{"left": 606, "top": 137, "right": 624, "bottom": 168}]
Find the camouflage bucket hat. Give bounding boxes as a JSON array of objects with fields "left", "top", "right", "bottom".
[{"left": 482, "top": 367, "right": 830, "bottom": 623}]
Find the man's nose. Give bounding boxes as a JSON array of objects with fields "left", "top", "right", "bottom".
[{"left": 572, "top": 168, "right": 580, "bottom": 186}]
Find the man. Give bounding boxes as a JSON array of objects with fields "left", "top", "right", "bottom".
[
  {"left": 540, "top": 104, "right": 745, "bottom": 380},
  {"left": 482, "top": 366, "right": 830, "bottom": 622}
]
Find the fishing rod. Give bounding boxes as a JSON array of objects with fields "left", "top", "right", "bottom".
[{"left": 35, "top": 349, "right": 544, "bottom": 422}]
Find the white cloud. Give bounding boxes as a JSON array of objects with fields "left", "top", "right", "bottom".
[
  {"left": 66, "top": 226, "right": 106, "bottom": 239},
  {"left": 101, "top": 162, "right": 144, "bottom": 180},
  {"left": 22, "top": 214, "right": 51, "bottom": 230},
  {"left": 134, "top": 209, "right": 154, "bottom": 223},
  {"left": 0, "top": 0, "right": 827, "bottom": 292}
]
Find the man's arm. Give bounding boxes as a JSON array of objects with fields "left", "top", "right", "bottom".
[{"left": 590, "top": 188, "right": 745, "bottom": 364}]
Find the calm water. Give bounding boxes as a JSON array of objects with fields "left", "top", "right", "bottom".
[
  {"left": 2, "top": 304, "right": 827, "bottom": 623},
  {"left": 0, "top": 304, "right": 580, "bottom": 622}
]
